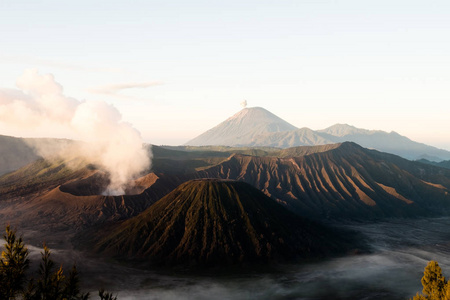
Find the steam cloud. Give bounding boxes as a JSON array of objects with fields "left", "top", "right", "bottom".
[
  {"left": 240, "top": 100, "right": 247, "bottom": 108},
  {"left": 0, "top": 69, "right": 151, "bottom": 195}
]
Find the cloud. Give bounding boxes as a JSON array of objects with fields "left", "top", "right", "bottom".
[
  {"left": 88, "top": 81, "right": 164, "bottom": 97},
  {"left": 0, "top": 69, "right": 151, "bottom": 195}
]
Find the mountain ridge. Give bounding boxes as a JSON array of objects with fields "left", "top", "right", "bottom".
[
  {"left": 196, "top": 142, "right": 450, "bottom": 219},
  {"left": 186, "top": 107, "right": 450, "bottom": 161},
  {"left": 2, "top": 140, "right": 450, "bottom": 248}
]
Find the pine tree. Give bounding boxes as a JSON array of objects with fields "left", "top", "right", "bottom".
[
  {"left": 62, "top": 265, "right": 90, "bottom": 300},
  {"left": 25, "top": 245, "right": 91, "bottom": 300},
  {"left": 63, "top": 265, "right": 80, "bottom": 299},
  {"left": 0, "top": 225, "right": 115, "bottom": 300},
  {"left": 0, "top": 225, "right": 30, "bottom": 299},
  {"left": 35, "top": 245, "right": 60, "bottom": 299},
  {"left": 412, "top": 292, "right": 426, "bottom": 300},
  {"left": 422, "top": 261, "right": 446, "bottom": 299},
  {"left": 412, "top": 260, "right": 448, "bottom": 300},
  {"left": 445, "top": 280, "right": 450, "bottom": 300}
]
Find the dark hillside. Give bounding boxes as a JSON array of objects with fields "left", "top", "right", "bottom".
[
  {"left": 198, "top": 142, "right": 450, "bottom": 219},
  {"left": 93, "top": 179, "right": 356, "bottom": 266}
]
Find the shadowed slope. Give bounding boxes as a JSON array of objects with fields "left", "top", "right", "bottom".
[
  {"left": 198, "top": 142, "right": 450, "bottom": 219},
  {"left": 94, "top": 180, "right": 353, "bottom": 266},
  {"left": 0, "top": 158, "right": 180, "bottom": 247}
]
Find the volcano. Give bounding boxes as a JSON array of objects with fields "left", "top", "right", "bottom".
[
  {"left": 93, "top": 179, "right": 355, "bottom": 266},
  {"left": 185, "top": 107, "right": 450, "bottom": 161},
  {"left": 185, "top": 107, "right": 297, "bottom": 147}
]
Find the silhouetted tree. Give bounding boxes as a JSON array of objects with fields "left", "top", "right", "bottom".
[
  {"left": 99, "top": 288, "right": 118, "bottom": 300},
  {"left": 64, "top": 265, "right": 90, "bottom": 300},
  {"left": 0, "top": 226, "right": 114, "bottom": 300},
  {"left": 0, "top": 225, "right": 30, "bottom": 299},
  {"left": 25, "top": 245, "right": 91, "bottom": 300}
]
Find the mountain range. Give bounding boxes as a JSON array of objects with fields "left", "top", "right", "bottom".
[
  {"left": 2, "top": 136, "right": 450, "bottom": 265},
  {"left": 1, "top": 106, "right": 450, "bottom": 267},
  {"left": 3, "top": 141, "right": 450, "bottom": 228},
  {"left": 186, "top": 107, "right": 450, "bottom": 161}
]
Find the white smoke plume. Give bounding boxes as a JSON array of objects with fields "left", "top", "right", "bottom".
[
  {"left": 0, "top": 69, "right": 151, "bottom": 195},
  {"left": 240, "top": 99, "right": 247, "bottom": 108}
]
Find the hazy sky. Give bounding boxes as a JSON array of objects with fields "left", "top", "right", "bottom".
[{"left": 0, "top": 0, "right": 449, "bottom": 149}]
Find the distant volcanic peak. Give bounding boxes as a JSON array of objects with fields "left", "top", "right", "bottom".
[
  {"left": 95, "top": 179, "right": 351, "bottom": 266},
  {"left": 230, "top": 107, "right": 297, "bottom": 129},
  {"left": 185, "top": 107, "right": 297, "bottom": 146}
]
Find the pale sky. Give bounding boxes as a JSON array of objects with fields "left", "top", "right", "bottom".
[{"left": 0, "top": 0, "right": 449, "bottom": 150}]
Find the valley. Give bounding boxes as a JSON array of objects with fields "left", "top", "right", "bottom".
[
  {"left": 2, "top": 2, "right": 450, "bottom": 298},
  {"left": 1, "top": 108, "right": 450, "bottom": 299},
  {"left": 10, "top": 216, "right": 450, "bottom": 300}
]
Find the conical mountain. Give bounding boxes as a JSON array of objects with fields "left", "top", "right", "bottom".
[
  {"left": 185, "top": 106, "right": 450, "bottom": 160},
  {"left": 93, "top": 179, "right": 354, "bottom": 266},
  {"left": 185, "top": 107, "right": 297, "bottom": 146}
]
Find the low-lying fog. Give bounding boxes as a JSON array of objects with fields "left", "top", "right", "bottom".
[{"left": 7, "top": 217, "right": 450, "bottom": 300}]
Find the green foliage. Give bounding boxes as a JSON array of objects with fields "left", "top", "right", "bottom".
[
  {"left": 412, "top": 261, "right": 450, "bottom": 300},
  {"left": 0, "top": 225, "right": 30, "bottom": 299},
  {"left": 0, "top": 226, "right": 115, "bottom": 300}
]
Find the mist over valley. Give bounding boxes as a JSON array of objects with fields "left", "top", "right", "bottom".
[
  {"left": 2, "top": 117, "right": 450, "bottom": 298},
  {"left": 1, "top": 23, "right": 450, "bottom": 298}
]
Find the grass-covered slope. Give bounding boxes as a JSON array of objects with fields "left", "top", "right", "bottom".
[{"left": 93, "top": 179, "right": 354, "bottom": 266}]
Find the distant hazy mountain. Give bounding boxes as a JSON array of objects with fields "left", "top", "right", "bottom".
[
  {"left": 416, "top": 158, "right": 450, "bottom": 170},
  {"left": 0, "top": 135, "right": 39, "bottom": 175},
  {"left": 0, "top": 135, "right": 79, "bottom": 175},
  {"left": 318, "top": 123, "right": 370, "bottom": 137},
  {"left": 186, "top": 107, "right": 450, "bottom": 161},
  {"left": 318, "top": 124, "right": 450, "bottom": 161},
  {"left": 186, "top": 107, "right": 297, "bottom": 147},
  {"left": 247, "top": 127, "right": 334, "bottom": 148}
]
